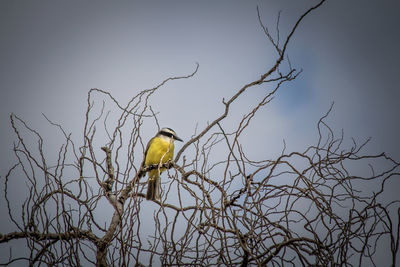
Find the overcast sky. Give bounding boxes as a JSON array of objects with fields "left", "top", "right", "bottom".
[
  {"left": 0, "top": 0, "right": 399, "bottom": 264},
  {"left": 1, "top": 0, "right": 399, "bottom": 157}
]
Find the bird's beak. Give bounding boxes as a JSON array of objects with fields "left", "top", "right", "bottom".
[{"left": 174, "top": 135, "right": 183, "bottom": 142}]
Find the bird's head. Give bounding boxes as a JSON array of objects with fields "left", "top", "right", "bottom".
[{"left": 158, "top": 127, "right": 183, "bottom": 142}]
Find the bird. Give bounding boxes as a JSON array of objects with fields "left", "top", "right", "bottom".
[{"left": 144, "top": 127, "right": 183, "bottom": 201}]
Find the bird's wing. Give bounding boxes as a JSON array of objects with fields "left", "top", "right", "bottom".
[{"left": 141, "top": 136, "right": 156, "bottom": 168}]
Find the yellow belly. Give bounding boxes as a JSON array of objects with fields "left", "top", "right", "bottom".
[{"left": 145, "top": 137, "right": 174, "bottom": 175}]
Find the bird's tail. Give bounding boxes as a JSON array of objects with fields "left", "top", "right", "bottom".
[{"left": 146, "top": 170, "right": 160, "bottom": 201}]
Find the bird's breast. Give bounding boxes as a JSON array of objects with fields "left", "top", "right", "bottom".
[{"left": 145, "top": 138, "right": 175, "bottom": 166}]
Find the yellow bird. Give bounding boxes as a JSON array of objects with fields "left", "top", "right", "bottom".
[{"left": 144, "top": 127, "right": 182, "bottom": 201}]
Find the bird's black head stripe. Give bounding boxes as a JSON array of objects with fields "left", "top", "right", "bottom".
[{"left": 159, "top": 130, "right": 175, "bottom": 138}]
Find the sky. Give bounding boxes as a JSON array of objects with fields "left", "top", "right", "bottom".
[
  {"left": 0, "top": 0, "right": 399, "bottom": 158},
  {"left": 0, "top": 0, "right": 399, "bottom": 265}
]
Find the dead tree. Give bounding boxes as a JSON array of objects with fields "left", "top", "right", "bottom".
[{"left": 1, "top": 1, "right": 399, "bottom": 266}]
